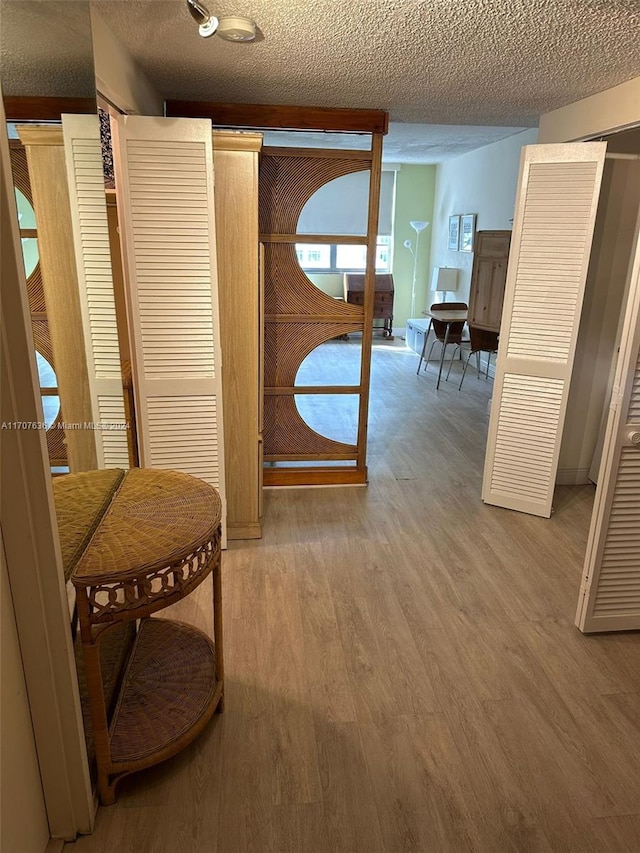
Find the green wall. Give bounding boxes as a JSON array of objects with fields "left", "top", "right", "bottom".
[{"left": 392, "top": 165, "right": 437, "bottom": 331}]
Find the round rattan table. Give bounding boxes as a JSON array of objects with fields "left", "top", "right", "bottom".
[{"left": 54, "top": 467, "right": 224, "bottom": 806}]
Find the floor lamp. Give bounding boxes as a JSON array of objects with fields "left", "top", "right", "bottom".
[{"left": 404, "top": 220, "right": 429, "bottom": 318}]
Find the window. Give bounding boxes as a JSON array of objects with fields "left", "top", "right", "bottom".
[
  {"left": 295, "top": 244, "right": 332, "bottom": 269},
  {"left": 296, "top": 236, "right": 392, "bottom": 274}
]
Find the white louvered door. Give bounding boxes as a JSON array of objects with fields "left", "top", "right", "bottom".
[
  {"left": 482, "top": 143, "right": 607, "bottom": 517},
  {"left": 62, "top": 114, "right": 129, "bottom": 468},
  {"left": 576, "top": 230, "right": 640, "bottom": 632},
  {"left": 112, "top": 115, "right": 227, "bottom": 535}
]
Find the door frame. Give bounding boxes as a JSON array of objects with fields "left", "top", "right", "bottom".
[{"left": 1, "top": 97, "right": 94, "bottom": 840}]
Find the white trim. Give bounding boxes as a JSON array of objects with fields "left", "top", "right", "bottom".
[{"left": 0, "top": 96, "right": 94, "bottom": 840}]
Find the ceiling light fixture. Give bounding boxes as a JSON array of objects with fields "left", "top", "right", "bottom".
[
  {"left": 187, "top": 0, "right": 219, "bottom": 37},
  {"left": 186, "top": 1, "right": 257, "bottom": 41},
  {"left": 217, "top": 16, "right": 256, "bottom": 42}
]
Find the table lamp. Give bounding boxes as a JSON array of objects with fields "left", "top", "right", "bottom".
[{"left": 431, "top": 267, "right": 458, "bottom": 303}]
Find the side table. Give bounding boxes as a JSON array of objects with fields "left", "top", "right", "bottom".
[{"left": 54, "top": 467, "right": 223, "bottom": 805}]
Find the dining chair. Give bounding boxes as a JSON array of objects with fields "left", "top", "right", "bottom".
[
  {"left": 417, "top": 301, "right": 468, "bottom": 375},
  {"left": 448, "top": 325, "right": 499, "bottom": 390}
]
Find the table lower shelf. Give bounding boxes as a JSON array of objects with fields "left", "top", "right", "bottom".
[{"left": 102, "top": 617, "right": 221, "bottom": 797}]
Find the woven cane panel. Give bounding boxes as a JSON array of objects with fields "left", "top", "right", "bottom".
[
  {"left": 73, "top": 468, "right": 222, "bottom": 582},
  {"left": 83, "top": 534, "right": 220, "bottom": 624},
  {"left": 265, "top": 322, "right": 361, "bottom": 388},
  {"left": 31, "top": 317, "right": 67, "bottom": 464},
  {"left": 9, "top": 145, "right": 31, "bottom": 203},
  {"left": 259, "top": 154, "right": 369, "bottom": 235},
  {"left": 74, "top": 621, "right": 136, "bottom": 766},
  {"left": 264, "top": 395, "right": 357, "bottom": 457},
  {"left": 53, "top": 468, "right": 125, "bottom": 580},
  {"left": 10, "top": 145, "right": 46, "bottom": 312},
  {"left": 109, "top": 618, "right": 217, "bottom": 764},
  {"left": 31, "top": 316, "right": 54, "bottom": 366},
  {"left": 26, "top": 265, "right": 45, "bottom": 313},
  {"left": 263, "top": 242, "right": 363, "bottom": 318}
]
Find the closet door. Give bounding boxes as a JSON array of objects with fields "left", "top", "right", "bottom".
[
  {"left": 576, "top": 232, "right": 640, "bottom": 632},
  {"left": 113, "top": 115, "right": 227, "bottom": 533},
  {"left": 62, "top": 114, "right": 129, "bottom": 468},
  {"left": 482, "top": 143, "right": 606, "bottom": 517}
]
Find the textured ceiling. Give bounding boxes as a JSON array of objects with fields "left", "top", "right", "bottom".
[
  {"left": 93, "top": 0, "right": 640, "bottom": 127},
  {"left": 263, "top": 124, "right": 529, "bottom": 163},
  {"left": 0, "top": 1, "right": 95, "bottom": 98}
]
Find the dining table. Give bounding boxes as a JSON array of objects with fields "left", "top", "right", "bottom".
[{"left": 418, "top": 308, "right": 468, "bottom": 389}]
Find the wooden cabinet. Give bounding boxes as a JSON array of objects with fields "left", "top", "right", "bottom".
[
  {"left": 344, "top": 273, "right": 394, "bottom": 337},
  {"left": 468, "top": 231, "right": 511, "bottom": 332}
]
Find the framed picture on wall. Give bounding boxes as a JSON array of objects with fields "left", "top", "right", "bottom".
[
  {"left": 448, "top": 215, "right": 460, "bottom": 250},
  {"left": 460, "top": 214, "right": 477, "bottom": 252}
]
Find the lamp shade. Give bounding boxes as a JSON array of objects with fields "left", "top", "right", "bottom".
[{"left": 431, "top": 267, "right": 458, "bottom": 292}]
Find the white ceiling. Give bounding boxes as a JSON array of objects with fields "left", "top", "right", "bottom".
[
  {"left": 262, "top": 124, "right": 530, "bottom": 163},
  {"left": 93, "top": 0, "right": 640, "bottom": 129},
  {"left": 0, "top": 1, "right": 96, "bottom": 98},
  {"left": 2, "top": 1, "right": 638, "bottom": 162},
  {"left": 91, "top": 0, "right": 640, "bottom": 161}
]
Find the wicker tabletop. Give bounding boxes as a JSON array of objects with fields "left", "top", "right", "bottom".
[
  {"left": 54, "top": 468, "right": 221, "bottom": 583},
  {"left": 54, "top": 467, "right": 222, "bottom": 624}
]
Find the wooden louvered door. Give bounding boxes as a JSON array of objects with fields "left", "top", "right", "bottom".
[
  {"left": 482, "top": 143, "right": 606, "bottom": 517},
  {"left": 62, "top": 114, "right": 129, "bottom": 469},
  {"left": 112, "top": 115, "right": 227, "bottom": 534},
  {"left": 576, "top": 230, "right": 640, "bottom": 632}
]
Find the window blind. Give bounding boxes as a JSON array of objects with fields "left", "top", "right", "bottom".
[{"left": 297, "top": 169, "right": 395, "bottom": 236}]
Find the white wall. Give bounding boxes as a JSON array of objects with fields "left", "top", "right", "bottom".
[
  {"left": 539, "top": 77, "right": 640, "bottom": 143},
  {"left": 90, "top": 9, "right": 163, "bottom": 115},
  {"left": 1, "top": 538, "right": 51, "bottom": 853},
  {"left": 308, "top": 272, "right": 343, "bottom": 297},
  {"left": 429, "top": 129, "right": 538, "bottom": 303}
]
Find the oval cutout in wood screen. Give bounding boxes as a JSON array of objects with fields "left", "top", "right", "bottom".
[
  {"left": 294, "top": 394, "right": 359, "bottom": 446},
  {"left": 295, "top": 337, "right": 362, "bottom": 387}
]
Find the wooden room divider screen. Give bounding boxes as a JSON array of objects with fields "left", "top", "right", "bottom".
[
  {"left": 166, "top": 102, "right": 388, "bottom": 487},
  {"left": 259, "top": 141, "right": 382, "bottom": 486}
]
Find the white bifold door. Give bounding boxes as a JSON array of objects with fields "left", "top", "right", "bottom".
[
  {"left": 483, "top": 140, "right": 640, "bottom": 634},
  {"left": 576, "top": 230, "right": 640, "bottom": 633},
  {"left": 112, "top": 115, "right": 227, "bottom": 537},
  {"left": 62, "top": 113, "right": 129, "bottom": 469},
  {"left": 483, "top": 143, "right": 607, "bottom": 517}
]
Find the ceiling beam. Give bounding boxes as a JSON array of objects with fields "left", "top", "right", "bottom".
[
  {"left": 165, "top": 101, "right": 389, "bottom": 135},
  {"left": 4, "top": 96, "right": 97, "bottom": 121}
]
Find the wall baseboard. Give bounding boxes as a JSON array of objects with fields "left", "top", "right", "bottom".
[{"left": 556, "top": 467, "right": 593, "bottom": 486}]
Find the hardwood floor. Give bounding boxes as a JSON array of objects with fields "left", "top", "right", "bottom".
[{"left": 67, "top": 339, "right": 640, "bottom": 852}]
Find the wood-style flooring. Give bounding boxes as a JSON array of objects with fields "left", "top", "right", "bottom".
[{"left": 67, "top": 339, "right": 640, "bottom": 852}]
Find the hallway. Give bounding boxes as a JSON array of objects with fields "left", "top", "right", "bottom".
[{"left": 68, "top": 340, "right": 640, "bottom": 852}]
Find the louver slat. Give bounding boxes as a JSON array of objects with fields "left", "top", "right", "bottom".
[
  {"left": 578, "top": 336, "right": 640, "bottom": 632},
  {"left": 113, "top": 116, "right": 226, "bottom": 538},
  {"left": 62, "top": 115, "right": 128, "bottom": 468},
  {"left": 483, "top": 144, "right": 606, "bottom": 517}
]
